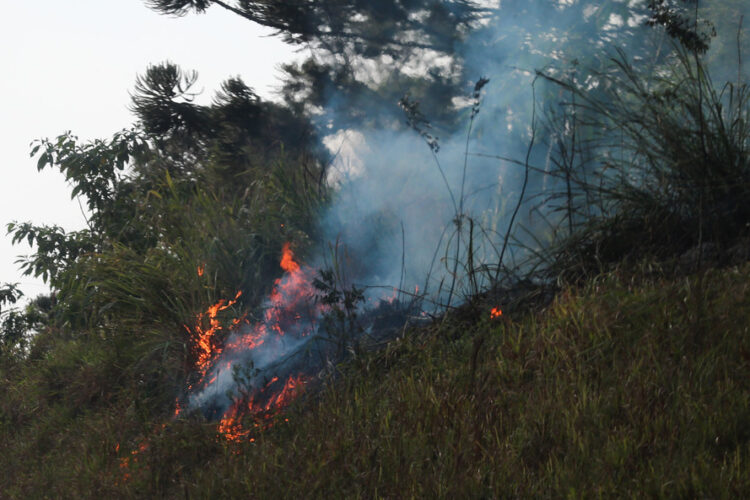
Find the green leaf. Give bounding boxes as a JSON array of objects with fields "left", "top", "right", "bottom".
[
  {"left": 36, "top": 152, "right": 49, "bottom": 171},
  {"left": 165, "top": 169, "right": 174, "bottom": 191}
]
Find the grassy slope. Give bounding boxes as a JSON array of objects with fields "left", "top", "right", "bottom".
[{"left": 3, "top": 262, "right": 750, "bottom": 498}]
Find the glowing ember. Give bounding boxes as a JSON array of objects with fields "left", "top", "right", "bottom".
[
  {"left": 381, "top": 287, "right": 398, "bottom": 305},
  {"left": 173, "top": 398, "right": 183, "bottom": 418},
  {"left": 490, "top": 307, "right": 503, "bottom": 319},
  {"left": 117, "top": 435, "right": 152, "bottom": 483},
  {"left": 116, "top": 423, "right": 168, "bottom": 482}
]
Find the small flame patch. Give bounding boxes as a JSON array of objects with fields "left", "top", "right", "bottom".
[
  {"left": 218, "top": 374, "right": 307, "bottom": 442},
  {"left": 186, "top": 290, "right": 243, "bottom": 389}
]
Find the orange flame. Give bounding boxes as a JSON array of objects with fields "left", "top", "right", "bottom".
[
  {"left": 218, "top": 374, "right": 307, "bottom": 442},
  {"left": 178, "top": 243, "right": 321, "bottom": 444},
  {"left": 264, "top": 244, "right": 320, "bottom": 338},
  {"left": 490, "top": 307, "right": 503, "bottom": 319},
  {"left": 188, "top": 290, "right": 243, "bottom": 386},
  {"left": 279, "top": 242, "right": 300, "bottom": 273}
]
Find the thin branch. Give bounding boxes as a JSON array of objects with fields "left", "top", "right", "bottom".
[{"left": 496, "top": 78, "right": 538, "bottom": 281}]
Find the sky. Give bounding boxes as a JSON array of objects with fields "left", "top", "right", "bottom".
[{"left": 0, "top": 0, "right": 297, "bottom": 300}]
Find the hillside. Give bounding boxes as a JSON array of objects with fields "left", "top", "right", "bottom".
[{"left": 2, "top": 260, "right": 749, "bottom": 497}]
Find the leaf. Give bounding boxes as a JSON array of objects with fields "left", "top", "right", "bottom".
[
  {"left": 36, "top": 152, "right": 49, "bottom": 171},
  {"left": 165, "top": 169, "right": 174, "bottom": 191}
]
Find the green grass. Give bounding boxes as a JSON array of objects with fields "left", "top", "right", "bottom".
[{"left": 3, "top": 260, "right": 750, "bottom": 498}]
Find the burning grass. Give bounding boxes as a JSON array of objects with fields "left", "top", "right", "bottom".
[
  {"left": 179, "top": 261, "right": 750, "bottom": 497},
  {"left": 174, "top": 242, "right": 326, "bottom": 435},
  {"left": 3, "top": 260, "right": 750, "bottom": 497}
]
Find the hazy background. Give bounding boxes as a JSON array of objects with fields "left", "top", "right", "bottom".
[{"left": 0, "top": 0, "right": 296, "bottom": 299}]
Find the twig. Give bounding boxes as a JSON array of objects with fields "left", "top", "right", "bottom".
[
  {"left": 496, "top": 77, "right": 538, "bottom": 281},
  {"left": 739, "top": 15, "right": 745, "bottom": 89},
  {"left": 398, "top": 221, "right": 406, "bottom": 303}
]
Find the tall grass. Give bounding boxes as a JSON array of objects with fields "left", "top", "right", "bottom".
[
  {"left": 540, "top": 45, "right": 750, "bottom": 278},
  {"left": 400, "top": 77, "right": 540, "bottom": 311}
]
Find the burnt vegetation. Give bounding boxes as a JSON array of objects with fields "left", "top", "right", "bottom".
[{"left": 3, "top": 0, "right": 750, "bottom": 497}]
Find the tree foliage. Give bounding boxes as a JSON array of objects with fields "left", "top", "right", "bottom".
[
  {"left": 8, "top": 63, "right": 327, "bottom": 347},
  {"left": 145, "top": 0, "right": 486, "bottom": 55},
  {"left": 145, "top": 0, "right": 490, "bottom": 135},
  {"left": 0, "top": 284, "right": 53, "bottom": 359},
  {"left": 646, "top": 0, "right": 716, "bottom": 54}
]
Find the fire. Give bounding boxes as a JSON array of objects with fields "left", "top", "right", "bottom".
[
  {"left": 279, "top": 242, "right": 300, "bottom": 273},
  {"left": 118, "top": 440, "right": 148, "bottom": 481},
  {"left": 187, "top": 290, "right": 243, "bottom": 386},
  {"left": 490, "top": 307, "right": 503, "bottom": 319},
  {"left": 117, "top": 244, "right": 319, "bottom": 474},
  {"left": 177, "top": 243, "right": 321, "bottom": 443},
  {"left": 197, "top": 264, "right": 205, "bottom": 277},
  {"left": 264, "top": 242, "right": 318, "bottom": 337},
  {"left": 116, "top": 426, "right": 162, "bottom": 483},
  {"left": 218, "top": 374, "right": 307, "bottom": 442}
]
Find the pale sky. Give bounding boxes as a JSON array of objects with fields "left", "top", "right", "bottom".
[{"left": 0, "top": 1, "right": 297, "bottom": 300}]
